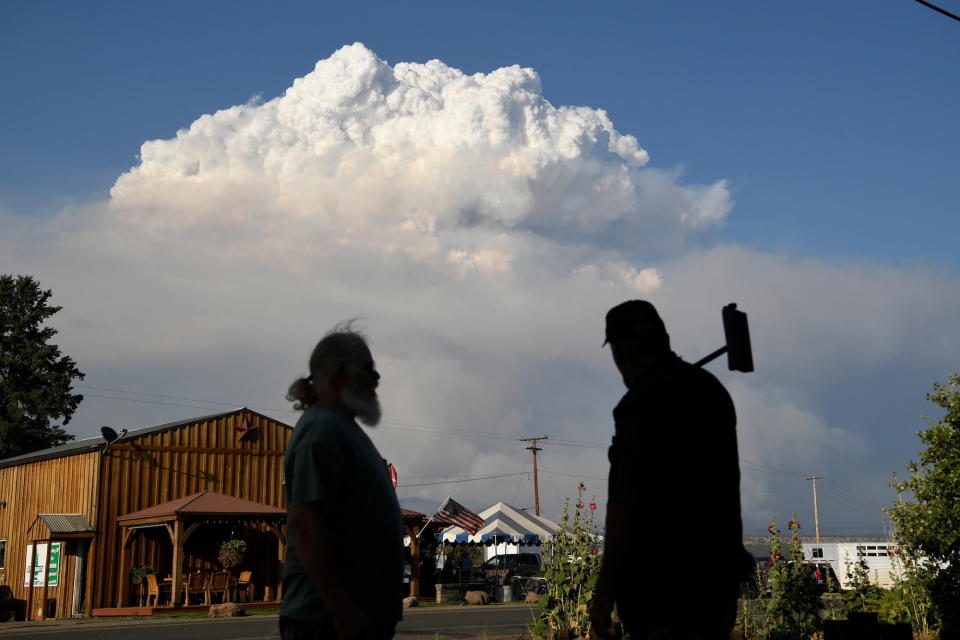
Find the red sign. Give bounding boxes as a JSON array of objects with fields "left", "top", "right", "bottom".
[{"left": 387, "top": 463, "right": 398, "bottom": 488}]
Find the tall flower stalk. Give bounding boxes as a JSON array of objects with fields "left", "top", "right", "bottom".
[
  {"left": 533, "top": 483, "right": 602, "bottom": 639},
  {"left": 763, "top": 515, "right": 822, "bottom": 640}
]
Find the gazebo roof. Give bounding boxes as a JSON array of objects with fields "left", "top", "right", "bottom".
[{"left": 117, "top": 491, "right": 285, "bottom": 524}]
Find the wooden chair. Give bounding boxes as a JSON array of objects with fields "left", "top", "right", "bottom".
[
  {"left": 145, "top": 573, "right": 170, "bottom": 606},
  {"left": 207, "top": 571, "right": 231, "bottom": 604},
  {"left": 234, "top": 570, "right": 253, "bottom": 602},
  {"left": 184, "top": 571, "right": 210, "bottom": 605}
]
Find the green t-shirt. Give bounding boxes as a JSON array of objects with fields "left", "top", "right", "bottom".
[{"left": 281, "top": 405, "right": 403, "bottom": 622}]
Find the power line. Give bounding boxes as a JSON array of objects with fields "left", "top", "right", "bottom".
[
  {"left": 78, "top": 384, "right": 832, "bottom": 488},
  {"left": 83, "top": 392, "right": 236, "bottom": 413},
  {"left": 396, "top": 472, "right": 527, "bottom": 488},
  {"left": 913, "top": 0, "right": 960, "bottom": 23},
  {"left": 540, "top": 468, "right": 607, "bottom": 482}
]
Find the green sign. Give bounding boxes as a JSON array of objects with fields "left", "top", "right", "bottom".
[{"left": 23, "top": 543, "right": 62, "bottom": 587}]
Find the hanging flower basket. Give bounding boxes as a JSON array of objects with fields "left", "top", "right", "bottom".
[{"left": 218, "top": 539, "right": 248, "bottom": 569}]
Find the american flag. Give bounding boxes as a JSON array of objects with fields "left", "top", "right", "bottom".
[{"left": 435, "top": 497, "right": 485, "bottom": 535}]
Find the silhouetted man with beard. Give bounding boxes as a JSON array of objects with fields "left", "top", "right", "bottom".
[
  {"left": 281, "top": 322, "right": 403, "bottom": 640},
  {"left": 590, "top": 301, "right": 750, "bottom": 640}
]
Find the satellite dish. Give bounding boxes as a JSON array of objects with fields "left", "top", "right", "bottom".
[{"left": 101, "top": 426, "right": 128, "bottom": 443}]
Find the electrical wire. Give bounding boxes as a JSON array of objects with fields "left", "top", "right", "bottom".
[
  {"left": 511, "top": 472, "right": 529, "bottom": 504},
  {"left": 914, "top": 0, "right": 960, "bottom": 22},
  {"left": 540, "top": 467, "right": 606, "bottom": 482},
  {"left": 80, "top": 383, "right": 839, "bottom": 486},
  {"left": 396, "top": 471, "right": 527, "bottom": 488}
]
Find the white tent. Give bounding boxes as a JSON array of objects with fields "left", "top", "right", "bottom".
[{"left": 438, "top": 501, "right": 559, "bottom": 560}]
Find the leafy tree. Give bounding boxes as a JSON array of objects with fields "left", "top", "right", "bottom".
[
  {"left": 0, "top": 274, "right": 83, "bottom": 458},
  {"left": 842, "top": 555, "right": 883, "bottom": 614},
  {"left": 889, "top": 374, "right": 960, "bottom": 635}
]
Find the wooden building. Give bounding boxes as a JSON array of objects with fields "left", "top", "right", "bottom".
[{"left": 0, "top": 408, "right": 292, "bottom": 620}]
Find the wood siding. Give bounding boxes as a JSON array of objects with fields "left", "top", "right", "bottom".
[
  {"left": 0, "top": 452, "right": 99, "bottom": 619},
  {"left": 91, "top": 410, "right": 291, "bottom": 610},
  {"left": 0, "top": 408, "right": 292, "bottom": 617}
]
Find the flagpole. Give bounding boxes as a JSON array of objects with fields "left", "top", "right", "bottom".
[{"left": 416, "top": 496, "right": 451, "bottom": 539}]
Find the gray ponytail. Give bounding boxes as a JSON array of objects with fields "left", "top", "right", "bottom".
[{"left": 286, "top": 376, "right": 317, "bottom": 412}]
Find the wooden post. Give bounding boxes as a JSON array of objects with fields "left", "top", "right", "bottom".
[
  {"left": 120, "top": 540, "right": 132, "bottom": 608},
  {"left": 26, "top": 542, "right": 36, "bottom": 621},
  {"left": 40, "top": 542, "right": 52, "bottom": 619},
  {"left": 83, "top": 537, "right": 96, "bottom": 617},
  {"left": 171, "top": 520, "right": 183, "bottom": 607},
  {"left": 409, "top": 523, "right": 421, "bottom": 598},
  {"left": 276, "top": 523, "right": 287, "bottom": 601}
]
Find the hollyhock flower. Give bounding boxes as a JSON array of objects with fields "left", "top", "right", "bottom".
[
  {"left": 788, "top": 520, "right": 795, "bottom": 528},
  {"left": 577, "top": 502, "right": 584, "bottom": 509},
  {"left": 774, "top": 552, "right": 782, "bottom": 560},
  {"left": 589, "top": 502, "right": 597, "bottom": 510},
  {"left": 768, "top": 525, "right": 777, "bottom": 534}
]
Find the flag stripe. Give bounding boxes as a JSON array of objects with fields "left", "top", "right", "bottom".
[{"left": 435, "top": 498, "right": 485, "bottom": 535}]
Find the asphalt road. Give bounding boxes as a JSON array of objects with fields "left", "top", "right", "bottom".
[{"left": 0, "top": 605, "right": 539, "bottom": 640}]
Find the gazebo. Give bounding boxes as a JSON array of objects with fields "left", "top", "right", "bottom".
[{"left": 116, "top": 491, "right": 286, "bottom": 607}]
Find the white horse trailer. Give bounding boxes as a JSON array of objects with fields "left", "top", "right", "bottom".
[{"left": 801, "top": 542, "right": 905, "bottom": 589}]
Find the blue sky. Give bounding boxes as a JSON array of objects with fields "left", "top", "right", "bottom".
[
  {"left": 2, "top": 1, "right": 959, "bottom": 533},
  {"left": 4, "top": 1, "right": 958, "bottom": 267}
]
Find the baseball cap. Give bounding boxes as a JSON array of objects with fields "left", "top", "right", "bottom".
[{"left": 603, "top": 300, "right": 667, "bottom": 346}]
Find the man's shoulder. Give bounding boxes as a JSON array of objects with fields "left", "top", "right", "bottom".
[
  {"left": 290, "top": 406, "right": 354, "bottom": 447},
  {"left": 619, "top": 356, "right": 731, "bottom": 407}
]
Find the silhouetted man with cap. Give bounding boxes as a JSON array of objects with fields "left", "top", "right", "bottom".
[{"left": 590, "top": 300, "right": 750, "bottom": 640}]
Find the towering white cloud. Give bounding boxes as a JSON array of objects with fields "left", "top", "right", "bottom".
[{"left": 110, "top": 43, "right": 727, "bottom": 252}]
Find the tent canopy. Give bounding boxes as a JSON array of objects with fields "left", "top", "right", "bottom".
[{"left": 438, "top": 501, "right": 559, "bottom": 545}]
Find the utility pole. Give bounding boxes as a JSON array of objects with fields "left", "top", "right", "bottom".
[
  {"left": 519, "top": 436, "right": 548, "bottom": 516},
  {"left": 807, "top": 476, "right": 823, "bottom": 543}
]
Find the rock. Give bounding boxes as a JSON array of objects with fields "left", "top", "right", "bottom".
[
  {"left": 208, "top": 602, "right": 246, "bottom": 617},
  {"left": 464, "top": 590, "right": 490, "bottom": 605},
  {"left": 525, "top": 591, "right": 540, "bottom": 604},
  {"left": 402, "top": 596, "right": 418, "bottom": 608}
]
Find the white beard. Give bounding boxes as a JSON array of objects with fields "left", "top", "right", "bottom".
[{"left": 341, "top": 385, "right": 382, "bottom": 427}]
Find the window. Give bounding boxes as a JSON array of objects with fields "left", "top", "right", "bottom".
[
  {"left": 811, "top": 547, "right": 823, "bottom": 558},
  {"left": 0, "top": 539, "right": 5, "bottom": 569}
]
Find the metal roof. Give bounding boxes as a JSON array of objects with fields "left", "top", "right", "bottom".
[
  {"left": 117, "top": 491, "right": 285, "bottom": 523},
  {"left": 0, "top": 408, "right": 292, "bottom": 469},
  {"left": 38, "top": 513, "right": 95, "bottom": 534}
]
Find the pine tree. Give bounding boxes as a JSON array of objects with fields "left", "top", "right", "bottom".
[{"left": 0, "top": 274, "right": 84, "bottom": 459}]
